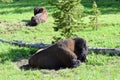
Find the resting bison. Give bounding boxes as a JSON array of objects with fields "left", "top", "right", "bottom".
[
  {"left": 29, "top": 7, "right": 48, "bottom": 26},
  {"left": 29, "top": 37, "right": 88, "bottom": 69}
]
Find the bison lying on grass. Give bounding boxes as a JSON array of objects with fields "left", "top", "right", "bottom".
[
  {"left": 29, "top": 7, "right": 48, "bottom": 26},
  {"left": 29, "top": 37, "right": 88, "bottom": 69}
]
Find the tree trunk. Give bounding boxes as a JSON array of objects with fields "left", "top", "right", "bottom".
[
  {"left": 89, "top": 47, "right": 120, "bottom": 55},
  {"left": 0, "top": 38, "right": 120, "bottom": 55}
]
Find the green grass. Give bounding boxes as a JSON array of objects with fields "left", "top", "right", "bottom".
[{"left": 0, "top": 0, "right": 120, "bottom": 80}]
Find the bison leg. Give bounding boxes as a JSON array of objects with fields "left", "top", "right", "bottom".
[{"left": 56, "top": 48, "right": 81, "bottom": 68}]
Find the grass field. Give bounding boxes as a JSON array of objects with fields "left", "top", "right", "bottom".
[{"left": 0, "top": 0, "right": 120, "bottom": 80}]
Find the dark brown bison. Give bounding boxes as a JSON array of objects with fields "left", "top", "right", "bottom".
[
  {"left": 29, "top": 37, "right": 88, "bottom": 69},
  {"left": 34, "top": 7, "right": 45, "bottom": 15},
  {"left": 29, "top": 7, "right": 48, "bottom": 26}
]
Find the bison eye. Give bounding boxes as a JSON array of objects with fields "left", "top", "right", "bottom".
[{"left": 82, "top": 43, "right": 86, "bottom": 49}]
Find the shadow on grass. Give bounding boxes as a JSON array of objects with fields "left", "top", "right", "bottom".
[
  {"left": 0, "top": 0, "right": 120, "bottom": 15},
  {"left": 21, "top": 19, "right": 31, "bottom": 26},
  {"left": 81, "top": 0, "right": 120, "bottom": 14},
  {"left": 0, "top": 47, "right": 37, "bottom": 63},
  {"left": 0, "top": 0, "right": 54, "bottom": 15},
  {"left": 0, "top": 47, "right": 39, "bottom": 70}
]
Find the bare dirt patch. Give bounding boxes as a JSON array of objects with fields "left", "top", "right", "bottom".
[
  {"left": 0, "top": 20, "right": 31, "bottom": 34},
  {"left": 14, "top": 59, "right": 28, "bottom": 68},
  {"left": 13, "top": 59, "right": 31, "bottom": 70},
  {"left": 0, "top": 20, "right": 26, "bottom": 27}
]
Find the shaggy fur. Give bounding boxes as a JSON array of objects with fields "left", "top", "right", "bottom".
[
  {"left": 29, "top": 7, "right": 48, "bottom": 26},
  {"left": 29, "top": 37, "right": 88, "bottom": 69}
]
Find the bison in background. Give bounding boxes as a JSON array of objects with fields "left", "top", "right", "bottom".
[{"left": 28, "top": 7, "right": 48, "bottom": 26}]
